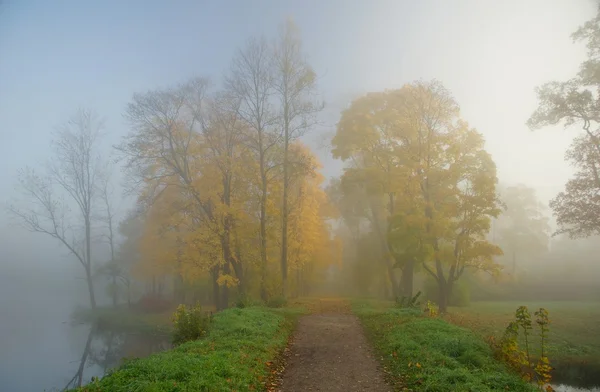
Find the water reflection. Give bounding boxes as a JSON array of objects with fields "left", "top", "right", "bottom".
[
  {"left": 552, "top": 386, "right": 600, "bottom": 392},
  {"left": 60, "top": 324, "right": 171, "bottom": 391},
  {"left": 551, "top": 360, "right": 600, "bottom": 392}
]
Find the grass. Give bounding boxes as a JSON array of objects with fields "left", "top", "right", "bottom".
[
  {"left": 353, "top": 300, "right": 537, "bottom": 392},
  {"left": 69, "top": 306, "right": 301, "bottom": 392},
  {"left": 444, "top": 301, "right": 600, "bottom": 367}
]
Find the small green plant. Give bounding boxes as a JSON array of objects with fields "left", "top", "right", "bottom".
[
  {"left": 492, "top": 306, "right": 554, "bottom": 391},
  {"left": 172, "top": 303, "right": 212, "bottom": 346},
  {"left": 396, "top": 291, "right": 422, "bottom": 309},
  {"left": 534, "top": 308, "right": 552, "bottom": 389},
  {"left": 425, "top": 300, "right": 438, "bottom": 317},
  {"left": 236, "top": 293, "right": 262, "bottom": 308}
]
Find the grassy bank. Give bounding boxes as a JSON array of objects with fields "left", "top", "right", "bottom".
[
  {"left": 70, "top": 307, "right": 300, "bottom": 392},
  {"left": 445, "top": 301, "right": 600, "bottom": 366},
  {"left": 353, "top": 301, "right": 536, "bottom": 392}
]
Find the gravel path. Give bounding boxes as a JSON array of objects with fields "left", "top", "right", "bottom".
[{"left": 280, "top": 310, "right": 391, "bottom": 392}]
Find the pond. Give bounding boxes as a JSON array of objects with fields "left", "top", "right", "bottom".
[
  {"left": 0, "top": 271, "right": 171, "bottom": 392},
  {"left": 2, "top": 320, "right": 171, "bottom": 392},
  {"left": 56, "top": 325, "right": 172, "bottom": 391},
  {"left": 551, "top": 360, "right": 600, "bottom": 392}
]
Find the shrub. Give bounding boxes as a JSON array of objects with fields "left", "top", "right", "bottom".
[
  {"left": 172, "top": 303, "right": 212, "bottom": 346},
  {"left": 395, "top": 291, "right": 422, "bottom": 309},
  {"left": 236, "top": 294, "right": 263, "bottom": 309},
  {"left": 490, "top": 306, "right": 554, "bottom": 390},
  {"left": 266, "top": 296, "right": 287, "bottom": 308}
]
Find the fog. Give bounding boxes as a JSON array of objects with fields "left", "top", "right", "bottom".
[{"left": 1, "top": 1, "right": 599, "bottom": 391}]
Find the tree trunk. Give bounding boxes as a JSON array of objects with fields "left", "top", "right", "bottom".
[
  {"left": 437, "top": 276, "right": 453, "bottom": 314},
  {"left": 400, "top": 260, "right": 415, "bottom": 298},
  {"left": 211, "top": 266, "right": 222, "bottom": 311},
  {"left": 85, "top": 217, "right": 96, "bottom": 310},
  {"left": 221, "top": 262, "right": 230, "bottom": 309},
  {"left": 259, "top": 169, "right": 269, "bottom": 302},
  {"left": 384, "top": 257, "right": 400, "bottom": 299},
  {"left": 112, "top": 275, "right": 118, "bottom": 307},
  {"left": 174, "top": 274, "right": 184, "bottom": 305},
  {"left": 85, "top": 265, "right": 97, "bottom": 310},
  {"left": 281, "top": 132, "right": 289, "bottom": 298},
  {"left": 126, "top": 282, "right": 131, "bottom": 308}
]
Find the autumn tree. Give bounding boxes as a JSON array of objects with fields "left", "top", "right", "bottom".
[
  {"left": 528, "top": 8, "right": 600, "bottom": 237},
  {"left": 332, "top": 91, "right": 405, "bottom": 298},
  {"left": 224, "top": 37, "right": 279, "bottom": 301},
  {"left": 332, "top": 81, "right": 502, "bottom": 312},
  {"left": 400, "top": 81, "right": 502, "bottom": 313},
  {"left": 9, "top": 108, "right": 105, "bottom": 310},
  {"left": 118, "top": 78, "right": 237, "bottom": 309},
  {"left": 273, "top": 19, "right": 322, "bottom": 297}
]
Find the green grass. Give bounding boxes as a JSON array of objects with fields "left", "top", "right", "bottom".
[
  {"left": 70, "top": 307, "right": 300, "bottom": 392},
  {"left": 353, "top": 300, "right": 537, "bottom": 392},
  {"left": 445, "top": 301, "right": 600, "bottom": 366}
]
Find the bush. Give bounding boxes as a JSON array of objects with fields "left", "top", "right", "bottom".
[
  {"left": 423, "top": 278, "right": 471, "bottom": 307},
  {"left": 395, "top": 291, "right": 422, "bottom": 309},
  {"left": 136, "top": 294, "right": 172, "bottom": 313},
  {"left": 172, "top": 303, "right": 212, "bottom": 346},
  {"left": 235, "top": 294, "right": 263, "bottom": 309},
  {"left": 266, "top": 296, "right": 287, "bottom": 308}
]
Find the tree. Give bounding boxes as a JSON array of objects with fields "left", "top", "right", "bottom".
[
  {"left": 114, "top": 209, "right": 143, "bottom": 307},
  {"left": 224, "top": 37, "right": 279, "bottom": 301},
  {"left": 118, "top": 77, "right": 236, "bottom": 308},
  {"left": 495, "top": 184, "right": 550, "bottom": 276},
  {"left": 332, "top": 81, "right": 502, "bottom": 312},
  {"left": 331, "top": 91, "right": 405, "bottom": 298},
  {"left": 420, "top": 118, "right": 503, "bottom": 313},
  {"left": 528, "top": 7, "right": 600, "bottom": 238},
  {"left": 9, "top": 108, "right": 104, "bottom": 310},
  {"left": 96, "top": 170, "right": 121, "bottom": 307},
  {"left": 273, "top": 19, "right": 322, "bottom": 298}
]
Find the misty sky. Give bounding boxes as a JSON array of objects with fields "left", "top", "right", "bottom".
[{"left": 0, "top": 0, "right": 597, "bottom": 271}]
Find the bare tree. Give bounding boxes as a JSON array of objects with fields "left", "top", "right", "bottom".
[
  {"left": 224, "top": 37, "right": 280, "bottom": 301},
  {"left": 9, "top": 108, "right": 104, "bottom": 309},
  {"left": 273, "top": 19, "right": 323, "bottom": 297},
  {"left": 118, "top": 78, "right": 235, "bottom": 309},
  {"left": 96, "top": 170, "right": 120, "bottom": 307}
]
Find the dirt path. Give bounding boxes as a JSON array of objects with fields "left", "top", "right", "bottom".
[{"left": 279, "top": 301, "right": 391, "bottom": 392}]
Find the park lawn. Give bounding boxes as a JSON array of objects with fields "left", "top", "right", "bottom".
[
  {"left": 353, "top": 301, "right": 536, "bottom": 392},
  {"left": 445, "top": 301, "right": 600, "bottom": 366},
  {"left": 70, "top": 307, "right": 301, "bottom": 392}
]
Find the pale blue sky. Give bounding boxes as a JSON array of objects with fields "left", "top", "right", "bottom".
[{"left": 0, "top": 0, "right": 597, "bottom": 271}]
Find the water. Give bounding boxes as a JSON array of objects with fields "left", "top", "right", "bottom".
[
  {"left": 56, "top": 325, "right": 172, "bottom": 391},
  {"left": 552, "top": 386, "right": 600, "bottom": 392},
  {"left": 0, "top": 270, "right": 170, "bottom": 392},
  {"left": 551, "top": 360, "right": 600, "bottom": 392}
]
